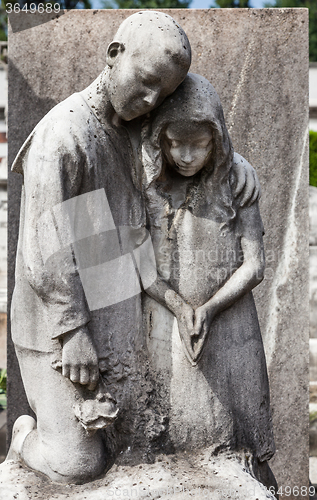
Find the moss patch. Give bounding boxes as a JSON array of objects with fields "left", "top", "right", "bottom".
[{"left": 310, "top": 130, "right": 317, "bottom": 187}]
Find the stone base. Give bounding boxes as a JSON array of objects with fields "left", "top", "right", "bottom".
[{"left": 0, "top": 450, "right": 276, "bottom": 500}]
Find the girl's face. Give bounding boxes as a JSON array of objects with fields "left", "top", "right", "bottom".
[{"left": 163, "top": 122, "right": 213, "bottom": 177}]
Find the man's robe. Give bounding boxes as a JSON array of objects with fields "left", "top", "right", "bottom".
[{"left": 11, "top": 91, "right": 145, "bottom": 370}]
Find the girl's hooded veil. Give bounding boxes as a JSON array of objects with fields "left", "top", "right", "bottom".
[{"left": 141, "top": 73, "right": 235, "bottom": 225}]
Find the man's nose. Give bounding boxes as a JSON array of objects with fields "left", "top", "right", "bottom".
[{"left": 143, "top": 89, "right": 160, "bottom": 107}]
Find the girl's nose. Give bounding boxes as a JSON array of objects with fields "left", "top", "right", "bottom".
[{"left": 181, "top": 147, "right": 194, "bottom": 164}]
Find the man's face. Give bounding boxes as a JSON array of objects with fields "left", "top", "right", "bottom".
[{"left": 107, "top": 48, "right": 186, "bottom": 121}]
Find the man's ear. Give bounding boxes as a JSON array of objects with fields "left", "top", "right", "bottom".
[{"left": 106, "top": 42, "right": 125, "bottom": 68}]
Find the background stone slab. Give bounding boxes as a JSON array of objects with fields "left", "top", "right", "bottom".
[{"left": 8, "top": 8, "right": 309, "bottom": 498}]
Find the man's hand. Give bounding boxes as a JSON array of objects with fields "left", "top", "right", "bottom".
[
  {"left": 232, "top": 152, "right": 261, "bottom": 207},
  {"left": 62, "top": 326, "right": 99, "bottom": 391}
]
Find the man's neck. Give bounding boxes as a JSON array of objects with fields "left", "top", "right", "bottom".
[{"left": 81, "top": 70, "right": 120, "bottom": 129}]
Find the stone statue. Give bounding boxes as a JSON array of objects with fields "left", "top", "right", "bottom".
[
  {"left": 141, "top": 73, "right": 276, "bottom": 488},
  {"left": 6, "top": 11, "right": 265, "bottom": 488}
]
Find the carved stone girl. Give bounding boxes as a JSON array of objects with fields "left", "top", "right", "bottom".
[{"left": 142, "top": 74, "right": 275, "bottom": 477}]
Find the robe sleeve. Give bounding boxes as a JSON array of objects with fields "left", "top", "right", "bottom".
[{"left": 19, "top": 117, "right": 91, "bottom": 339}]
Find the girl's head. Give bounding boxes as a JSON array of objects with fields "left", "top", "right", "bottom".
[
  {"left": 142, "top": 73, "right": 233, "bottom": 186},
  {"left": 163, "top": 121, "right": 213, "bottom": 177},
  {"left": 141, "top": 73, "right": 236, "bottom": 226}
]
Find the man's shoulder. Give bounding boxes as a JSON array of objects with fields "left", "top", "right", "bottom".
[
  {"left": 39, "top": 93, "right": 90, "bottom": 130},
  {"left": 12, "top": 94, "right": 92, "bottom": 174}
]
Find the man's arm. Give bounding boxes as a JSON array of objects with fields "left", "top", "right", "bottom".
[{"left": 20, "top": 118, "right": 98, "bottom": 389}]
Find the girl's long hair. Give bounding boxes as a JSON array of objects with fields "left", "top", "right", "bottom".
[{"left": 141, "top": 73, "right": 236, "bottom": 231}]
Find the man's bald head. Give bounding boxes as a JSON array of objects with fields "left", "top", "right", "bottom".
[
  {"left": 112, "top": 11, "right": 191, "bottom": 71},
  {"left": 104, "top": 12, "right": 191, "bottom": 121}
]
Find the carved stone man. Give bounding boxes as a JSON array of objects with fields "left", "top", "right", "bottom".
[{"left": 7, "top": 11, "right": 260, "bottom": 484}]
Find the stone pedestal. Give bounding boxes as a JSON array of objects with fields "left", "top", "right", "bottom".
[
  {"left": 0, "top": 450, "right": 276, "bottom": 500},
  {"left": 7, "top": 9, "right": 309, "bottom": 499}
]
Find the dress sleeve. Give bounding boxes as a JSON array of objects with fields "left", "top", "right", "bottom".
[
  {"left": 238, "top": 200, "right": 265, "bottom": 241},
  {"left": 20, "top": 117, "right": 91, "bottom": 339}
]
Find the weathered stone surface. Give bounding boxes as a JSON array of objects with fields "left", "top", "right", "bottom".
[
  {"left": 0, "top": 451, "right": 276, "bottom": 500},
  {"left": 7, "top": 8, "right": 309, "bottom": 498}
]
